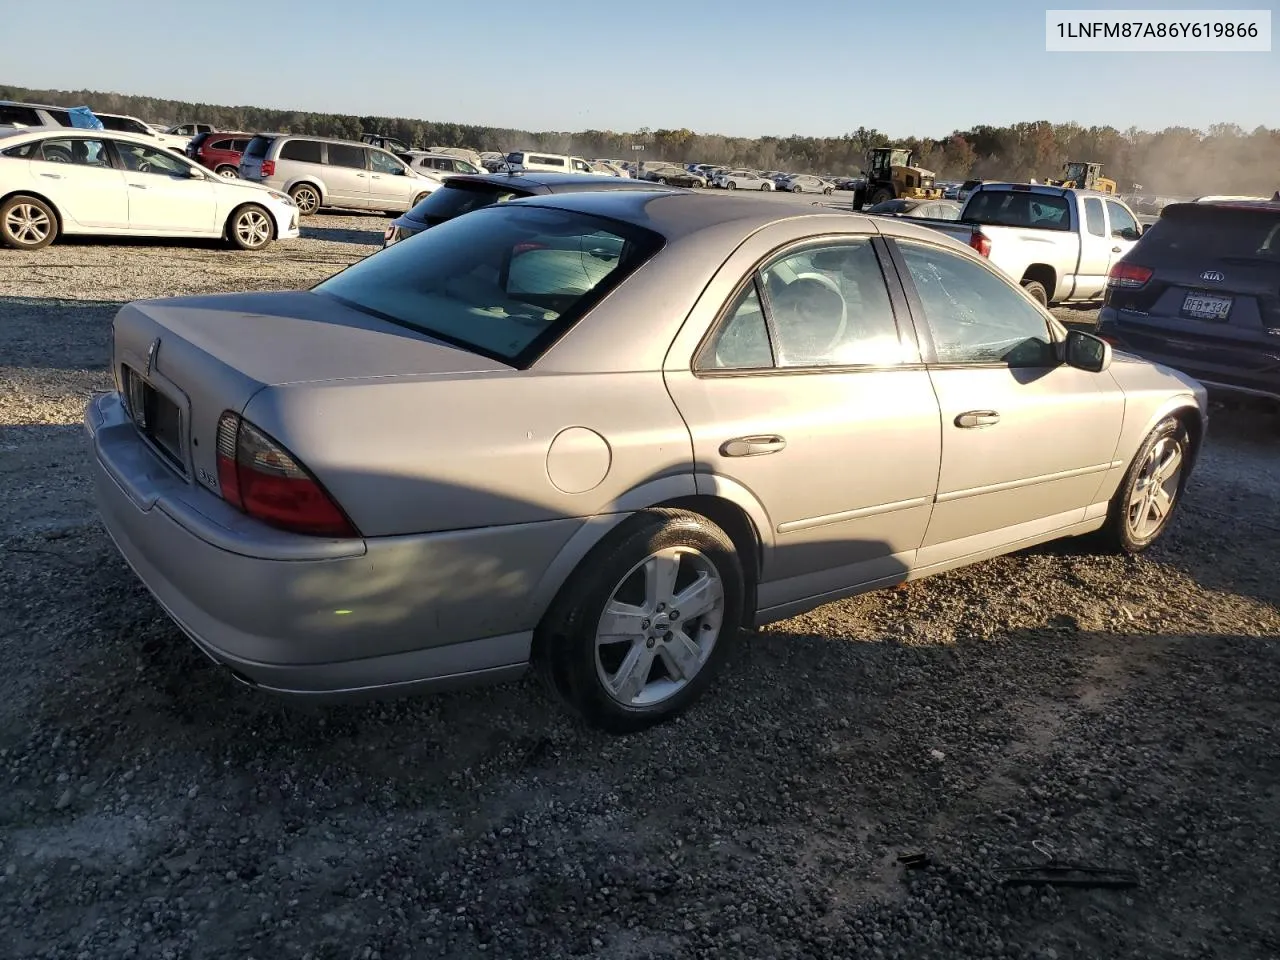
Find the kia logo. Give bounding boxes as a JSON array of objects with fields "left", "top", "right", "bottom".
[{"left": 1200, "top": 270, "right": 1225, "bottom": 282}]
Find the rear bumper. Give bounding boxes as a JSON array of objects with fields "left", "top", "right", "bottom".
[
  {"left": 85, "top": 392, "right": 536, "bottom": 699},
  {"left": 1099, "top": 307, "right": 1280, "bottom": 402}
]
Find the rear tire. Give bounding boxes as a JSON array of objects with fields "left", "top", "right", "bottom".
[
  {"left": 869, "top": 186, "right": 894, "bottom": 205},
  {"left": 537, "top": 508, "right": 745, "bottom": 733},
  {"left": 215, "top": 165, "right": 239, "bottom": 179},
  {"left": 727, "top": 181, "right": 737, "bottom": 190},
  {"left": 289, "top": 183, "right": 321, "bottom": 216},
  {"left": 1099, "top": 416, "right": 1191, "bottom": 554},
  {"left": 411, "top": 192, "right": 429, "bottom": 208},
  {"left": 1021, "top": 280, "right": 1049, "bottom": 307},
  {"left": 0, "top": 195, "right": 58, "bottom": 250},
  {"left": 823, "top": 186, "right": 834, "bottom": 195}
]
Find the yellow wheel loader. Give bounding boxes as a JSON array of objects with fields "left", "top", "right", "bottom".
[{"left": 853, "top": 147, "right": 944, "bottom": 208}]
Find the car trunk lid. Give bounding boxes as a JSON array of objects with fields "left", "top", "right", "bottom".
[{"left": 111, "top": 291, "right": 510, "bottom": 496}]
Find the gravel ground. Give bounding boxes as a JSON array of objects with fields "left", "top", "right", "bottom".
[{"left": 2, "top": 215, "right": 1278, "bottom": 960}]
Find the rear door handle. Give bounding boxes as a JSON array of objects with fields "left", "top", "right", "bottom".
[
  {"left": 721, "top": 435, "right": 787, "bottom": 457},
  {"left": 39, "top": 173, "right": 63, "bottom": 180},
  {"left": 955, "top": 410, "right": 1000, "bottom": 428},
  {"left": 1111, "top": 246, "right": 1122, "bottom": 253},
  {"left": 128, "top": 183, "right": 147, "bottom": 189}
]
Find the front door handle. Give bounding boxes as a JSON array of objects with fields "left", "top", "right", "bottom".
[
  {"left": 955, "top": 410, "right": 1000, "bottom": 429},
  {"left": 721, "top": 435, "right": 787, "bottom": 457},
  {"left": 1111, "top": 246, "right": 1122, "bottom": 253},
  {"left": 39, "top": 173, "right": 63, "bottom": 180},
  {"left": 128, "top": 183, "right": 148, "bottom": 189}
]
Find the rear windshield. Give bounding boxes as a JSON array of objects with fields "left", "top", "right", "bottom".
[
  {"left": 406, "top": 181, "right": 534, "bottom": 226},
  {"left": 314, "top": 203, "right": 664, "bottom": 366},
  {"left": 244, "top": 136, "right": 274, "bottom": 158},
  {"left": 963, "top": 190, "right": 1071, "bottom": 231},
  {"left": 1142, "top": 206, "right": 1280, "bottom": 262}
]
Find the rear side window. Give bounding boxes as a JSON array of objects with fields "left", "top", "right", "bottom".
[
  {"left": 230, "top": 139, "right": 250, "bottom": 152},
  {"left": 1141, "top": 207, "right": 1280, "bottom": 262},
  {"left": 1, "top": 141, "right": 39, "bottom": 158},
  {"left": 963, "top": 190, "right": 1071, "bottom": 231},
  {"left": 208, "top": 138, "right": 232, "bottom": 151},
  {"left": 98, "top": 115, "right": 149, "bottom": 135},
  {"left": 244, "top": 136, "right": 274, "bottom": 158},
  {"left": 327, "top": 143, "right": 365, "bottom": 168},
  {"left": 1084, "top": 198, "right": 1105, "bottom": 237},
  {"left": 314, "top": 204, "right": 663, "bottom": 366},
  {"left": 0, "top": 105, "right": 41, "bottom": 126},
  {"left": 280, "top": 139, "right": 323, "bottom": 163}
]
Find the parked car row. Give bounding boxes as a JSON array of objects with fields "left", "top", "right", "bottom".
[{"left": 1, "top": 99, "right": 194, "bottom": 151}]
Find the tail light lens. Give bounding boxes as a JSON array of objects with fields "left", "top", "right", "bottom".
[
  {"left": 260, "top": 159, "right": 276, "bottom": 177},
  {"left": 1107, "top": 262, "right": 1153, "bottom": 289},
  {"left": 969, "top": 232, "right": 992, "bottom": 257},
  {"left": 215, "top": 412, "right": 358, "bottom": 538}
]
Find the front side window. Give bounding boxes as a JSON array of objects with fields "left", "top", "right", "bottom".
[
  {"left": 115, "top": 142, "right": 190, "bottom": 176},
  {"left": 369, "top": 149, "right": 403, "bottom": 175},
  {"left": 313, "top": 204, "right": 663, "bottom": 366},
  {"left": 100, "top": 116, "right": 151, "bottom": 136},
  {"left": 897, "top": 240, "right": 1055, "bottom": 367},
  {"left": 35, "top": 137, "right": 110, "bottom": 167},
  {"left": 327, "top": 143, "right": 366, "bottom": 169},
  {"left": 700, "top": 238, "right": 906, "bottom": 371},
  {"left": 1106, "top": 200, "right": 1140, "bottom": 240}
]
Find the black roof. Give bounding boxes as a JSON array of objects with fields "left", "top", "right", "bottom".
[{"left": 440, "top": 171, "right": 688, "bottom": 195}]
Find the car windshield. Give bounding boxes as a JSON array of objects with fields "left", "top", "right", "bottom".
[
  {"left": 1144, "top": 206, "right": 1280, "bottom": 262},
  {"left": 314, "top": 203, "right": 664, "bottom": 366}
]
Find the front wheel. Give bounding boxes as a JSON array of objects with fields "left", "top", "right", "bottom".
[
  {"left": 823, "top": 187, "right": 833, "bottom": 195},
  {"left": 538, "top": 508, "right": 745, "bottom": 733},
  {"left": 1, "top": 195, "right": 58, "bottom": 250},
  {"left": 1101, "top": 416, "right": 1191, "bottom": 553},
  {"left": 227, "top": 204, "right": 274, "bottom": 251},
  {"left": 215, "top": 165, "right": 239, "bottom": 179},
  {"left": 726, "top": 181, "right": 737, "bottom": 190},
  {"left": 791, "top": 184, "right": 804, "bottom": 193},
  {"left": 411, "top": 192, "right": 430, "bottom": 208}
]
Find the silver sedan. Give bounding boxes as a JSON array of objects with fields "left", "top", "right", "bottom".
[{"left": 87, "top": 192, "right": 1207, "bottom": 732}]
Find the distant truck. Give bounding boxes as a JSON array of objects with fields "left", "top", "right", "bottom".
[{"left": 911, "top": 182, "right": 1144, "bottom": 306}]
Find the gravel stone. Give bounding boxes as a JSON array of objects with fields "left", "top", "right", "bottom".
[{"left": 1, "top": 218, "right": 1278, "bottom": 959}]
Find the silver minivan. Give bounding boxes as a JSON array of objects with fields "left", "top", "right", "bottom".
[{"left": 239, "top": 134, "right": 440, "bottom": 216}]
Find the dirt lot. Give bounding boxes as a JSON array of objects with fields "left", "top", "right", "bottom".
[{"left": 1, "top": 214, "right": 1278, "bottom": 960}]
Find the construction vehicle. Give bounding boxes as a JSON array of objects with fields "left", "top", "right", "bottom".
[
  {"left": 852, "top": 147, "right": 944, "bottom": 208},
  {"left": 1045, "top": 161, "right": 1117, "bottom": 194}
]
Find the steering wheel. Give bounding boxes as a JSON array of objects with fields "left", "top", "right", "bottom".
[{"left": 137, "top": 160, "right": 153, "bottom": 173}]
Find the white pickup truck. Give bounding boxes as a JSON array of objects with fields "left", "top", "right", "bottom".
[{"left": 914, "top": 183, "right": 1145, "bottom": 306}]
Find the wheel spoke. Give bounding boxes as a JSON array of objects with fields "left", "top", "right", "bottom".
[
  {"left": 672, "top": 572, "right": 722, "bottom": 622},
  {"left": 597, "top": 600, "right": 648, "bottom": 645},
  {"left": 657, "top": 632, "right": 702, "bottom": 681},
  {"left": 643, "top": 552, "right": 681, "bottom": 612},
  {"left": 1157, "top": 444, "right": 1182, "bottom": 480},
  {"left": 1128, "top": 480, "right": 1149, "bottom": 509},
  {"left": 1150, "top": 487, "right": 1173, "bottom": 519},
  {"left": 610, "top": 641, "right": 654, "bottom": 702}
]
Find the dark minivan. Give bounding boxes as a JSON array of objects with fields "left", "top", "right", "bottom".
[
  {"left": 1098, "top": 200, "right": 1280, "bottom": 404},
  {"left": 382, "top": 171, "right": 683, "bottom": 248}
]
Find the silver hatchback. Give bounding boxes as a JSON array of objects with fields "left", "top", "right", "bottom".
[{"left": 239, "top": 134, "right": 439, "bottom": 216}]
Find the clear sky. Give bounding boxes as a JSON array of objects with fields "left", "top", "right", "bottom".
[{"left": 4, "top": 0, "right": 1276, "bottom": 138}]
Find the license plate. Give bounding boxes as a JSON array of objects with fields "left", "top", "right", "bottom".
[
  {"left": 1182, "top": 292, "right": 1232, "bottom": 321},
  {"left": 123, "top": 367, "right": 184, "bottom": 470}
]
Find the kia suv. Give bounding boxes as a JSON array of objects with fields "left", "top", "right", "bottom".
[{"left": 1098, "top": 199, "right": 1280, "bottom": 405}]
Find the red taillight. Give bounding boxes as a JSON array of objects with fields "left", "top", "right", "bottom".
[
  {"left": 215, "top": 412, "right": 358, "bottom": 538},
  {"left": 969, "top": 232, "right": 992, "bottom": 257},
  {"left": 1107, "top": 262, "right": 1153, "bottom": 288},
  {"left": 260, "top": 159, "right": 276, "bottom": 177}
]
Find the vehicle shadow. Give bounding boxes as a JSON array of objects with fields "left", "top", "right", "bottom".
[
  {"left": 0, "top": 296, "right": 123, "bottom": 372},
  {"left": 300, "top": 223, "right": 386, "bottom": 245}
]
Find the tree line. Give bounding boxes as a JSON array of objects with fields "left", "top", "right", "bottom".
[{"left": 4, "top": 83, "right": 1277, "bottom": 196}]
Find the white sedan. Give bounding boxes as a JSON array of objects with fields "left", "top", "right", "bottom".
[
  {"left": 715, "top": 170, "right": 774, "bottom": 191},
  {"left": 0, "top": 128, "right": 300, "bottom": 251}
]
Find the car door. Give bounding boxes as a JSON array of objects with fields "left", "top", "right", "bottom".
[
  {"left": 27, "top": 136, "right": 129, "bottom": 229},
  {"left": 1074, "top": 196, "right": 1112, "bottom": 298},
  {"left": 112, "top": 140, "right": 217, "bottom": 234},
  {"left": 324, "top": 142, "right": 372, "bottom": 209},
  {"left": 664, "top": 232, "right": 942, "bottom": 618},
  {"left": 367, "top": 147, "right": 416, "bottom": 210},
  {"left": 889, "top": 237, "right": 1125, "bottom": 568},
  {"left": 1105, "top": 199, "right": 1142, "bottom": 273}
]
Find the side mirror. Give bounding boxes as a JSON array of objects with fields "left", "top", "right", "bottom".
[
  {"left": 187, "top": 166, "right": 206, "bottom": 179},
  {"left": 1064, "top": 328, "right": 1112, "bottom": 373}
]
